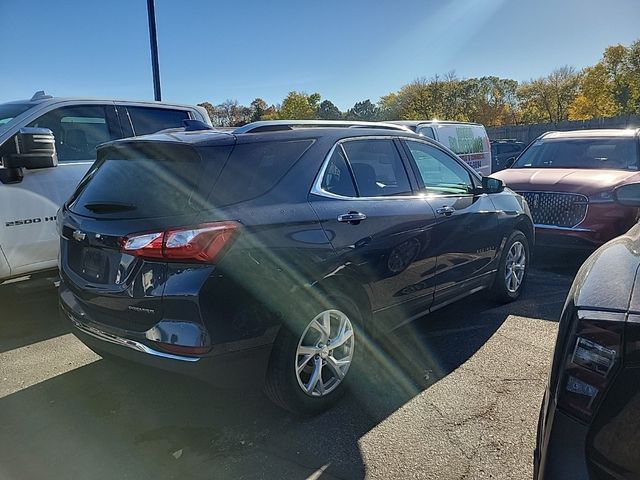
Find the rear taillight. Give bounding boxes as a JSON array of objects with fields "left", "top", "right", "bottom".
[
  {"left": 121, "top": 221, "right": 239, "bottom": 263},
  {"left": 557, "top": 311, "right": 624, "bottom": 422}
]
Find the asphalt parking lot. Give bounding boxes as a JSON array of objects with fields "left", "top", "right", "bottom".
[{"left": 0, "top": 251, "right": 586, "bottom": 480}]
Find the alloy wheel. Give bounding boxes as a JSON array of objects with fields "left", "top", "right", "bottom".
[
  {"left": 505, "top": 240, "right": 526, "bottom": 293},
  {"left": 295, "top": 309, "right": 355, "bottom": 397}
]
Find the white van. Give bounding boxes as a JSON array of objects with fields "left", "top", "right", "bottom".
[
  {"left": 391, "top": 121, "right": 492, "bottom": 175},
  {"left": 0, "top": 92, "right": 211, "bottom": 284}
]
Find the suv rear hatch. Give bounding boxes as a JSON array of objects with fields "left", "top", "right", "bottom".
[
  {"left": 60, "top": 140, "right": 235, "bottom": 331},
  {"left": 60, "top": 135, "right": 316, "bottom": 333}
]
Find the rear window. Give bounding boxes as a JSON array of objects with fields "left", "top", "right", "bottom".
[
  {"left": 68, "top": 143, "right": 232, "bottom": 219},
  {"left": 208, "top": 139, "right": 314, "bottom": 206},
  {"left": 68, "top": 139, "right": 313, "bottom": 218}
]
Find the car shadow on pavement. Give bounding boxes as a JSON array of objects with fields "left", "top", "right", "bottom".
[
  {"left": 0, "top": 256, "right": 579, "bottom": 480},
  {"left": 0, "top": 286, "right": 70, "bottom": 354}
]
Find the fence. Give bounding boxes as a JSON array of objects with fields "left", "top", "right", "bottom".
[{"left": 486, "top": 115, "right": 640, "bottom": 144}]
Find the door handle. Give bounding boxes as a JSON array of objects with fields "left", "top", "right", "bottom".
[
  {"left": 337, "top": 212, "right": 367, "bottom": 223},
  {"left": 435, "top": 206, "right": 455, "bottom": 216}
]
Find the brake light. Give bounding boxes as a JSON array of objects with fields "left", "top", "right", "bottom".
[
  {"left": 121, "top": 221, "right": 239, "bottom": 263},
  {"left": 557, "top": 312, "right": 623, "bottom": 422}
]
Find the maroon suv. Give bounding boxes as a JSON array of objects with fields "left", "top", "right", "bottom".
[{"left": 493, "top": 129, "right": 640, "bottom": 249}]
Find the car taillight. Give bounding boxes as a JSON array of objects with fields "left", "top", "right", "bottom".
[
  {"left": 557, "top": 311, "right": 623, "bottom": 422},
  {"left": 121, "top": 221, "right": 240, "bottom": 263}
]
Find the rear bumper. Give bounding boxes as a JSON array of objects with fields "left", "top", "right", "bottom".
[{"left": 60, "top": 287, "right": 275, "bottom": 388}]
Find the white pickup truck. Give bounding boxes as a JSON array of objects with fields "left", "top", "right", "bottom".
[{"left": 0, "top": 92, "right": 211, "bottom": 284}]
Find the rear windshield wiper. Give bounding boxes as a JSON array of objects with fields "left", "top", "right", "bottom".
[{"left": 82, "top": 202, "right": 137, "bottom": 213}]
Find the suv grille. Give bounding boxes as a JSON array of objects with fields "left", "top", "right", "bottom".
[{"left": 518, "top": 191, "right": 588, "bottom": 228}]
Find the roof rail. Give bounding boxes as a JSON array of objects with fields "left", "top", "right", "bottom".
[
  {"left": 233, "top": 120, "right": 412, "bottom": 134},
  {"left": 30, "top": 90, "right": 53, "bottom": 101}
]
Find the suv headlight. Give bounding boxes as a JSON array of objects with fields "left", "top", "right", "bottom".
[{"left": 589, "top": 191, "right": 615, "bottom": 203}]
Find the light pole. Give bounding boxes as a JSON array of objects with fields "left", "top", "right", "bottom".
[{"left": 147, "top": 0, "right": 162, "bottom": 101}]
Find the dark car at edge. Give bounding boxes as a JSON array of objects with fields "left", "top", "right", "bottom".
[
  {"left": 58, "top": 125, "right": 534, "bottom": 414},
  {"left": 535, "top": 182, "right": 640, "bottom": 479}
]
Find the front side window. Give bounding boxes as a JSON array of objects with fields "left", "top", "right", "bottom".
[
  {"left": 513, "top": 137, "right": 639, "bottom": 170},
  {"left": 341, "top": 139, "right": 411, "bottom": 197},
  {"left": 28, "top": 105, "right": 115, "bottom": 161},
  {"left": 405, "top": 140, "right": 474, "bottom": 195},
  {"left": 126, "top": 106, "right": 190, "bottom": 136}
]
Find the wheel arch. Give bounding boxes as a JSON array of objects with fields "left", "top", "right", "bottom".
[
  {"left": 305, "top": 272, "right": 372, "bottom": 327},
  {"left": 514, "top": 215, "right": 535, "bottom": 248}
]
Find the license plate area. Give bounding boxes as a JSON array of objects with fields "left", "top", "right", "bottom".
[{"left": 80, "top": 247, "right": 109, "bottom": 282}]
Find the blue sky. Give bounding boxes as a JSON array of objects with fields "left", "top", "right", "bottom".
[{"left": 1, "top": 0, "right": 638, "bottom": 110}]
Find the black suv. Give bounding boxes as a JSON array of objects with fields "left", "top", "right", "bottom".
[
  {"left": 58, "top": 126, "right": 534, "bottom": 414},
  {"left": 491, "top": 139, "right": 527, "bottom": 171},
  {"left": 535, "top": 182, "right": 640, "bottom": 479}
]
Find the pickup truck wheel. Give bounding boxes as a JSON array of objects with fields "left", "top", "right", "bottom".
[
  {"left": 492, "top": 230, "right": 529, "bottom": 303},
  {"left": 264, "top": 294, "right": 359, "bottom": 415}
]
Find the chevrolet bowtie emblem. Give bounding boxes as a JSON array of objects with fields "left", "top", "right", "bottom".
[{"left": 72, "top": 230, "right": 86, "bottom": 241}]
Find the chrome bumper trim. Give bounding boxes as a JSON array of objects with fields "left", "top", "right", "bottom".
[
  {"left": 534, "top": 224, "right": 594, "bottom": 233},
  {"left": 68, "top": 315, "right": 200, "bottom": 363}
]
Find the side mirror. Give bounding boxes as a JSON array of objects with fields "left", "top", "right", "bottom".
[
  {"left": 482, "top": 176, "right": 505, "bottom": 194},
  {"left": 3, "top": 128, "right": 58, "bottom": 170},
  {"left": 614, "top": 183, "right": 640, "bottom": 207},
  {"left": 504, "top": 156, "right": 517, "bottom": 169}
]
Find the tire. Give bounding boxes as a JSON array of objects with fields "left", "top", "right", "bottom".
[
  {"left": 491, "top": 230, "right": 529, "bottom": 303},
  {"left": 264, "top": 292, "right": 360, "bottom": 416}
]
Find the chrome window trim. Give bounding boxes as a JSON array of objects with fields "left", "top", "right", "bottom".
[
  {"left": 517, "top": 190, "right": 589, "bottom": 228},
  {"left": 310, "top": 136, "right": 477, "bottom": 201}
]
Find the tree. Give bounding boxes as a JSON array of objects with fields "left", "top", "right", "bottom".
[
  {"left": 249, "top": 98, "right": 269, "bottom": 122},
  {"left": 346, "top": 99, "right": 378, "bottom": 121},
  {"left": 603, "top": 44, "right": 630, "bottom": 110},
  {"left": 278, "top": 91, "right": 317, "bottom": 119},
  {"left": 204, "top": 99, "right": 252, "bottom": 127},
  {"left": 517, "top": 66, "right": 580, "bottom": 123},
  {"left": 624, "top": 39, "right": 640, "bottom": 114},
  {"left": 568, "top": 64, "right": 619, "bottom": 120},
  {"left": 197, "top": 102, "right": 216, "bottom": 122},
  {"left": 317, "top": 100, "right": 342, "bottom": 119},
  {"left": 377, "top": 92, "right": 400, "bottom": 120}
]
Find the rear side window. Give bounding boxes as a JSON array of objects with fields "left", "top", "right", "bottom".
[
  {"left": 321, "top": 147, "right": 357, "bottom": 197},
  {"left": 69, "top": 143, "right": 231, "bottom": 219},
  {"left": 127, "top": 107, "right": 190, "bottom": 136},
  {"left": 342, "top": 139, "right": 411, "bottom": 197},
  {"left": 209, "top": 139, "right": 315, "bottom": 206}
]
